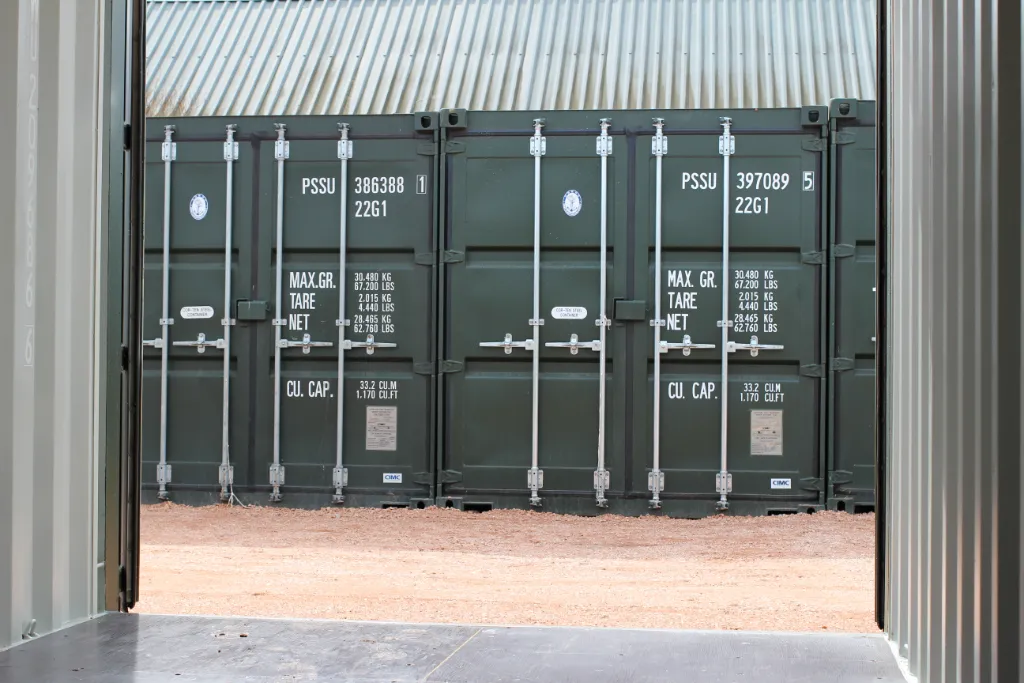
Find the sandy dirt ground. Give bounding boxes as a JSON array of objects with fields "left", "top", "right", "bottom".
[{"left": 136, "top": 504, "right": 878, "bottom": 633}]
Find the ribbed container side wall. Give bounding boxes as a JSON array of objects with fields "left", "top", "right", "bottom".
[
  {"left": 0, "top": 0, "right": 112, "bottom": 648},
  {"left": 826, "top": 99, "right": 876, "bottom": 512},
  {"left": 438, "top": 108, "right": 828, "bottom": 516},
  {"left": 143, "top": 115, "right": 439, "bottom": 508}
]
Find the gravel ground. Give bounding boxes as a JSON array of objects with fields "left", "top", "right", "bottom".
[{"left": 136, "top": 503, "right": 878, "bottom": 633}]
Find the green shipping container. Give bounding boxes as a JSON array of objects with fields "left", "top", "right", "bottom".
[
  {"left": 437, "top": 108, "right": 830, "bottom": 516},
  {"left": 826, "top": 99, "right": 878, "bottom": 512},
  {"left": 142, "top": 107, "right": 866, "bottom": 517},
  {"left": 142, "top": 115, "right": 440, "bottom": 507}
]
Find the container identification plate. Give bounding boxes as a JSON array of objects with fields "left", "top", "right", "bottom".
[
  {"left": 562, "top": 189, "right": 582, "bottom": 217},
  {"left": 551, "top": 306, "right": 587, "bottom": 320},
  {"left": 771, "top": 478, "right": 792, "bottom": 489},
  {"left": 366, "top": 406, "right": 398, "bottom": 451},
  {"left": 180, "top": 305, "right": 214, "bottom": 319},
  {"left": 383, "top": 472, "right": 403, "bottom": 484},
  {"left": 750, "top": 409, "right": 783, "bottom": 455}
]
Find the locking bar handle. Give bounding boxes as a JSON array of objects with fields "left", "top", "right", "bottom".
[
  {"left": 172, "top": 332, "right": 224, "bottom": 354},
  {"left": 278, "top": 333, "right": 333, "bottom": 355},
  {"left": 480, "top": 333, "right": 535, "bottom": 354},
  {"left": 726, "top": 335, "right": 785, "bottom": 357},
  {"left": 545, "top": 333, "right": 601, "bottom": 355},
  {"left": 659, "top": 335, "right": 716, "bottom": 356},
  {"left": 340, "top": 333, "right": 396, "bottom": 355}
]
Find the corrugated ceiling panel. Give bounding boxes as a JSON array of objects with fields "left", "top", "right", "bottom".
[{"left": 146, "top": 0, "right": 876, "bottom": 116}]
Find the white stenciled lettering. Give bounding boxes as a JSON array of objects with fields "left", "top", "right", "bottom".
[
  {"left": 735, "top": 172, "right": 790, "bottom": 191},
  {"left": 692, "top": 382, "right": 717, "bottom": 400},
  {"left": 301, "top": 177, "right": 336, "bottom": 195},
  {"left": 667, "top": 270, "right": 692, "bottom": 287},
  {"left": 289, "top": 271, "right": 337, "bottom": 289},
  {"left": 354, "top": 176, "right": 405, "bottom": 194},
  {"left": 288, "top": 313, "right": 309, "bottom": 331},
  {"left": 681, "top": 172, "right": 718, "bottom": 190},
  {"left": 355, "top": 200, "right": 387, "bottom": 218},
  {"left": 666, "top": 313, "right": 688, "bottom": 331},
  {"left": 733, "top": 270, "right": 781, "bottom": 333},
  {"left": 286, "top": 379, "right": 334, "bottom": 399},
  {"left": 289, "top": 292, "right": 316, "bottom": 310},
  {"left": 699, "top": 271, "right": 716, "bottom": 288},
  {"left": 308, "top": 380, "right": 331, "bottom": 398},
  {"left": 355, "top": 380, "right": 400, "bottom": 401},
  {"left": 668, "top": 291, "right": 698, "bottom": 309},
  {"left": 763, "top": 382, "right": 784, "bottom": 403},
  {"left": 735, "top": 196, "right": 768, "bottom": 214},
  {"left": 740, "top": 381, "right": 785, "bottom": 404},
  {"left": 667, "top": 382, "right": 686, "bottom": 400},
  {"left": 352, "top": 272, "right": 398, "bottom": 335}
]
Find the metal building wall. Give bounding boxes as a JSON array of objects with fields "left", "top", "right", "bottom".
[
  {"left": 145, "top": 0, "right": 876, "bottom": 116},
  {"left": 884, "top": 0, "right": 1023, "bottom": 681},
  {"left": 0, "top": 0, "right": 121, "bottom": 650}
]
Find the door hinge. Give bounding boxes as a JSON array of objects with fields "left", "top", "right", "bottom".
[
  {"left": 443, "top": 250, "right": 465, "bottom": 263},
  {"left": 415, "top": 252, "right": 436, "bottom": 266},
  {"left": 799, "top": 477, "right": 824, "bottom": 492},
  {"left": 417, "top": 142, "right": 438, "bottom": 156},
  {"left": 439, "top": 360, "right": 464, "bottom": 374},
  {"left": 832, "top": 130, "right": 856, "bottom": 145},
  {"left": 800, "top": 364, "right": 825, "bottom": 378},
  {"left": 832, "top": 243, "right": 856, "bottom": 259},
  {"left": 120, "top": 345, "right": 129, "bottom": 372},
  {"left": 831, "top": 357, "right": 855, "bottom": 372},
  {"left": 445, "top": 141, "right": 466, "bottom": 154},
  {"left": 438, "top": 469, "right": 463, "bottom": 484},
  {"left": 829, "top": 470, "right": 854, "bottom": 486},
  {"left": 413, "top": 362, "right": 435, "bottom": 375},
  {"left": 801, "top": 250, "right": 825, "bottom": 265},
  {"left": 801, "top": 138, "right": 826, "bottom": 152},
  {"left": 122, "top": 123, "right": 131, "bottom": 151},
  {"left": 412, "top": 472, "right": 433, "bottom": 486}
]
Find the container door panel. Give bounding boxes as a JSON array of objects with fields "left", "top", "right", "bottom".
[
  {"left": 142, "top": 128, "right": 254, "bottom": 502},
  {"left": 441, "top": 113, "right": 628, "bottom": 508},
  {"left": 254, "top": 116, "right": 437, "bottom": 506},
  {"left": 631, "top": 110, "right": 828, "bottom": 514}
]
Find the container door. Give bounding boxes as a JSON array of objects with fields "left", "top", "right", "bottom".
[
  {"left": 142, "top": 120, "right": 255, "bottom": 504},
  {"left": 631, "top": 109, "right": 830, "bottom": 516},
  {"left": 254, "top": 115, "right": 438, "bottom": 507},
  {"left": 439, "top": 110, "right": 629, "bottom": 511},
  {"left": 827, "top": 99, "right": 878, "bottom": 511}
]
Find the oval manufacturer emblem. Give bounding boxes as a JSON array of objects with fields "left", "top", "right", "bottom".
[
  {"left": 180, "top": 305, "right": 215, "bottom": 320},
  {"left": 551, "top": 306, "right": 588, "bottom": 320},
  {"left": 562, "top": 189, "right": 582, "bottom": 217},
  {"left": 189, "top": 194, "right": 209, "bottom": 221}
]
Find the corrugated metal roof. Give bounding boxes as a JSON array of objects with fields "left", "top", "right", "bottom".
[{"left": 145, "top": 0, "right": 876, "bottom": 117}]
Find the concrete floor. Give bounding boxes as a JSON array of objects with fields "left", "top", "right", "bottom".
[{"left": 0, "top": 613, "right": 905, "bottom": 683}]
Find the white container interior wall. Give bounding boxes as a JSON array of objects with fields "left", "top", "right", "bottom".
[
  {"left": 0, "top": 0, "right": 117, "bottom": 649},
  {"left": 885, "top": 0, "right": 1024, "bottom": 680}
]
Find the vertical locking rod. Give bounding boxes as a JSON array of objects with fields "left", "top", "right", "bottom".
[
  {"left": 219, "top": 125, "right": 238, "bottom": 502},
  {"left": 157, "top": 125, "right": 175, "bottom": 500},
  {"left": 595, "top": 119, "right": 612, "bottom": 507},
  {"left": 717, "top": 117, "right": 735, "bottom": 511},
  {"left": 270, "top": 124, "right": 289, "bottom": 502},
  {"left": 528, "top": 119, "right": 546, "bottom": 506},
  {"left": 334, "top": 124, "right": 353, "bottom": 504},
  {"left": 649, "top": 119, "right": 667, "bottom": 509}
]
